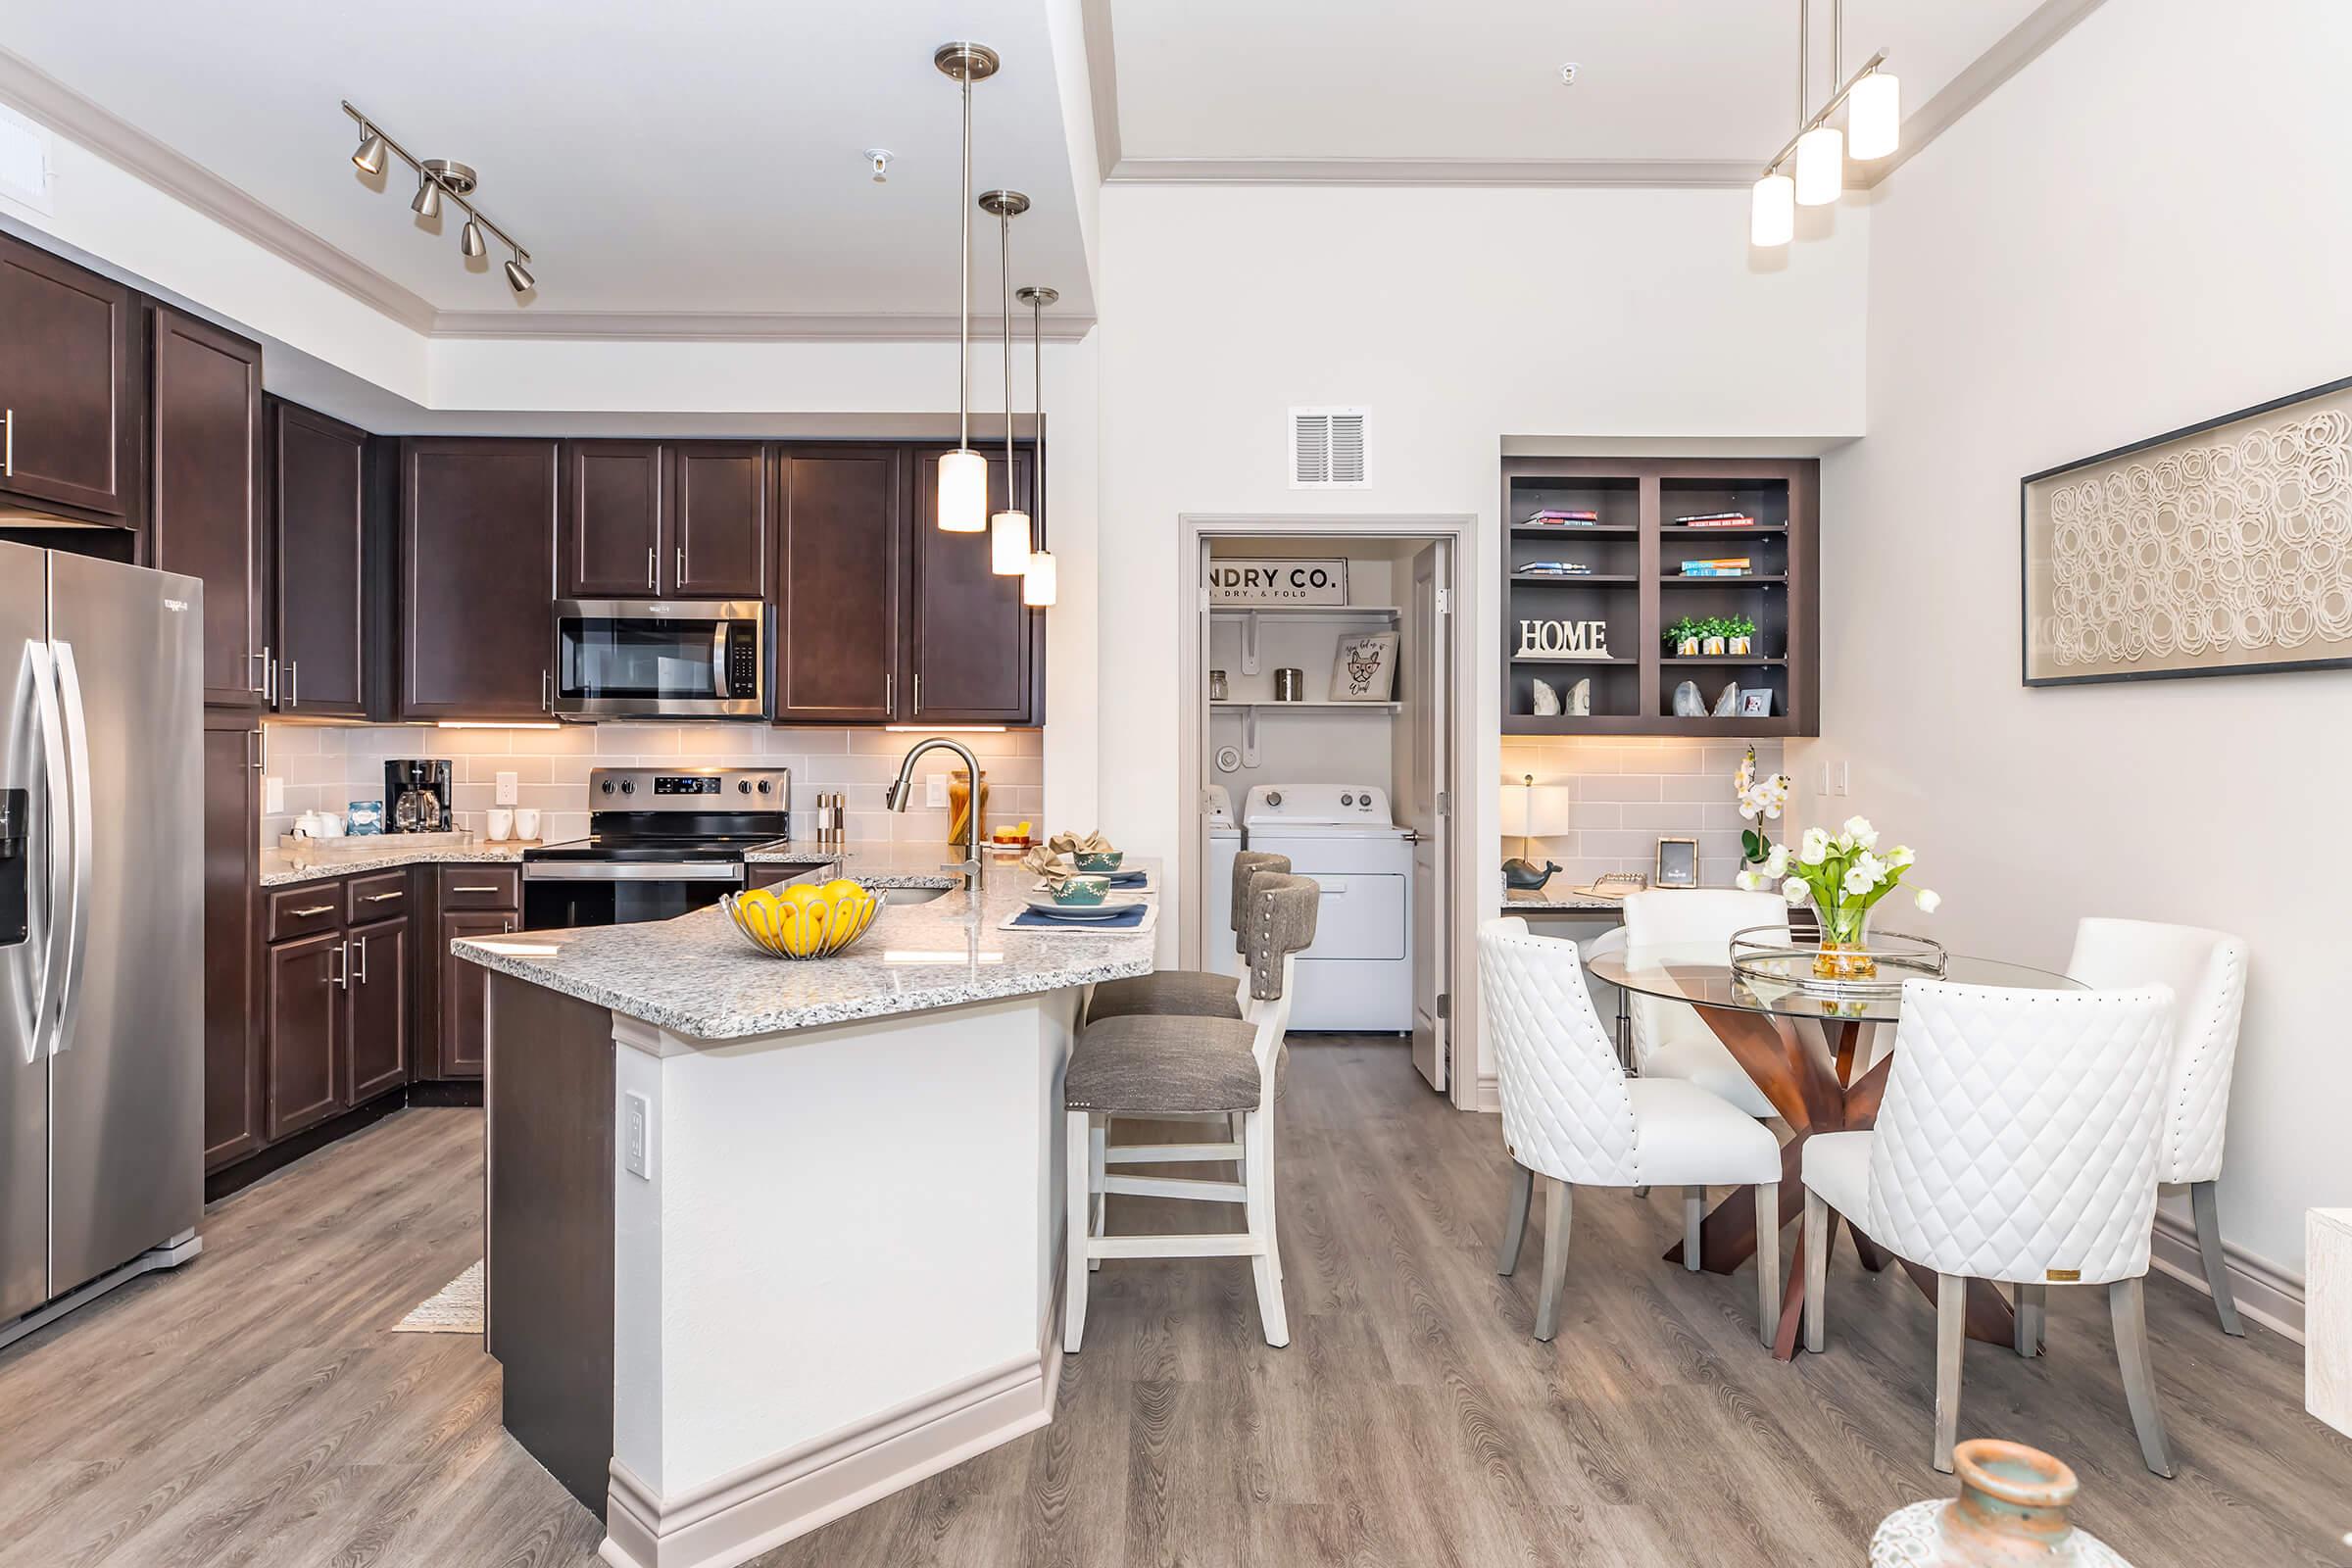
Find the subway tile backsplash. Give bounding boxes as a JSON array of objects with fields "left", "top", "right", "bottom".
[
  {"left": 1498, "top": 737, "right": 1786, "bottom": 891},
  {"left": 261, "top": 722, "right": 1044, "bottom": 852}
]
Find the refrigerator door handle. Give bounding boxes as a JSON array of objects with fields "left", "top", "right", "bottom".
[
  {"left": 23, "top": 641, "right": 67, "bottom": 1067},
  {"left": 46, "top": 642, "right": 94, "bottom": 1057}
]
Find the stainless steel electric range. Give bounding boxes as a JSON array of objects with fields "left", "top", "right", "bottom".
[{"left": 521, "top": 767, "right": 830, "bottom": 929}]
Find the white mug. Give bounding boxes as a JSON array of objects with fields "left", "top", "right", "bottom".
[
  {"left": 486, "top": 808, "right": 514, "bottom": 842},
  {"left": 513, "top": 808, "right": 541, "bottom": 842}
]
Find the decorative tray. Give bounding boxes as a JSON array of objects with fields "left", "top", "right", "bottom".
[{"left": 1729, "top": 925, "right": 1948, "bottom": 999}]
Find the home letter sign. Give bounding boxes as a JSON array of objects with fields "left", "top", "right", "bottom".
[{"left": 1516, "top": 618, "right": 1610, "bottom": 659}]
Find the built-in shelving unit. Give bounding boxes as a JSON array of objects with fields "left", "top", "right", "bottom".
[{"left": 1500, "top": 456, "right": 1819, "bottom": 737}]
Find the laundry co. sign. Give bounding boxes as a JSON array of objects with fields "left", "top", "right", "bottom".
[{"left": 1205, "top": 558, "right": 1349, "bottom": 606}]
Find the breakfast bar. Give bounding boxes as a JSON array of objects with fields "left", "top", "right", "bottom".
[{"left": 452, "top": 870, "right": 1153, "bottom": 1568}]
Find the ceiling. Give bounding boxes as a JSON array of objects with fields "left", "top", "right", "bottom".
[
  {"left": 1105, "top": 0, "right": 2052, "bottom": 167},
  {"left": 0, "top": 0, "right": 1093, "bottom": 322}
]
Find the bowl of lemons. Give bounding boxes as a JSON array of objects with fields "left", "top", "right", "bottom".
[{"left": 721, "top": 879, "right": 881, "bottom": 960}]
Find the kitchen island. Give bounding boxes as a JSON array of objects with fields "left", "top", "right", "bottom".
[{"left": 451, "top": 867, "right": 1153, "bottom": 1568}]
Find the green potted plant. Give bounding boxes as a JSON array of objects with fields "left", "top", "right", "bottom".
[
  {"left": 1665, "top": 615, "right": 1704, "bottom": 658},
  {"left": 1700, "top": 615, "right": 1730, "bottom": 657},
  {"left": 1725, "top": 613, "right": 1757, "bottom": 657}
]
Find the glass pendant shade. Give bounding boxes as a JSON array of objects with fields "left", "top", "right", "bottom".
[
  {"left": 1749, "top": 172, "right": 1795, "bottom": 247},
  {"left": 990, "top": 508, "right": 1031, "bottom": 574},
  {"left": 1847, "top": 72, "right": 1900, "bottom": 160},
  {"left": 1794, "top": 125, "right": 1843, "bottom": 206},
  {"left": 938, "top": 448, "right": 989, "bottom": 531},
  {"left": 1022, "top": 550, "right": 1057, "bottom": 607}
]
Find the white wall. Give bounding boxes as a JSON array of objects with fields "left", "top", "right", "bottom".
[
  {"left": 1094, "top": 181, "right": 1869, "bottom": 1079},
  {"left": 1807, "top": 0, "right": 2352, "bottom": 1275}
]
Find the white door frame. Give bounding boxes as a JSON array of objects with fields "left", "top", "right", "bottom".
[{"left": 1176, "top": 512, "right": 1481, "bottom": 1110}]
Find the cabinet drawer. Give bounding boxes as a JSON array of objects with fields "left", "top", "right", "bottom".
[
  {"left": 267, "top": 882, "right": 346, "bottom": 942},
  {"left": 346, "top": 871, "right": 410, "bottom": 921},
  {"left": 441, "top": 866, "right": 520, "bottom": 910}
]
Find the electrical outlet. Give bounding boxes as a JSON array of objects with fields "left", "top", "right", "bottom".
[
  {"left": 263, "top": 776, "right": 284, "bottom": 814},
  {"left": 1834, "top": 760, "right": 1851, "bottom": 797},
  {"left": 623, "top": 1092, "right": 652, "bottom": 1180},
  {"left": 495, "top": 770, "right": 519, "bottom": 807},
  {"left": 926, "top": 773, "right": 949, "bottom": 808}
]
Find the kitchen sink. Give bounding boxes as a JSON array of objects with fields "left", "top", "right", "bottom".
[{"left": 880, "top": 885, "right": 956, "bottom": 906}]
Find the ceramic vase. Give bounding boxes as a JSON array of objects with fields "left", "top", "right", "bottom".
[
  {"left": 1730, "top": 633, "right": 1752, "bottom": 656},
  {"left": 1677, "top": 635, "right": 1701, "bottom": 658},
  {"left": 1702, "top": 635, "right": 1728, "bottom": 656},
  {"left": 1870, "top": 1441, "right": 2132, "bottom": 1567}
]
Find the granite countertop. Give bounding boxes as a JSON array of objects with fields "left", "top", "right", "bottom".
[
  {"left": 743, "top": 839, "right": 980, "bottom": 890},
  {"left": 1502, "top": 886, "right": 1627, "bottom": 915},
  {"left": 260, "top": 840, "right": 528, "bottom": 887},
  {"left": 451, "top": 864, "right": 1155, "bottom": 1041},
  {"left": 258, "top": 837, "right": 984, "bottom": 891}
]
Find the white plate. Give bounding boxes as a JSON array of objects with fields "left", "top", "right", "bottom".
[{"left": 1023, "top": 893, "right": 1149, "bottom": 918}]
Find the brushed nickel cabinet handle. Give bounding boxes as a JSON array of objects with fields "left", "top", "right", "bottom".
[
  {"left": 3, "top": 408, "right": 12, "bottom": 476},
  {"left": 328, "top": 942, "right": 347, "bottom": 989},
  {"left": 250, "top": 649, "right": 267, "bottom": 696},
  {"left": 286, "top": 661, "right": 298, "bottom": 708},
  {"left": 262, "top": 647, "right": 276, "bottom": 705},
  {"left": 541, "top": 668, "right": 552, "bottom": 713},
  {"left": 913, "top": 673, "right": 921, "bottom": 714},
  {"left": 452, "top": 884, "right": 504, "bottom": 894},
  {"left": 676, "top": 545, "right": 685, "bottom": 585},
  {"left": 247, "top": 728, "right": 262, "bottom": 771},
  {"left": 289, "top": 904, "right": 335, "bottom": 917},
  {"left": 885, "top": 672, "right": 894, "bottom": 713},
  {"left": 363, "top": 890, "right": 402, "bottom": 903},
  {"left": 647, "top": 546, "right": 656, "bottom": 589},
  {"left": 354, "top": 935, "right": 368, "bottom": 985}
]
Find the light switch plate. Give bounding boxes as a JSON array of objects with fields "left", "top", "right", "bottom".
[
  {"left": 263, "top": 776, "right": 285, "bottom": 814},
  {"left": 495, "top": 770, "right": 520, "bottom": 807},
  {"left": 926, "top": 773, "right": 949, "bottom": 808},
  {"left": 1834, "top": 760, "right": 1851, "bottom": 797},
  {"left": 1815, "top": 763, "right": 1832, "bottom": 797},
  {"left": 623, "top": 1092, "right": 652, "bottom": 1179}
]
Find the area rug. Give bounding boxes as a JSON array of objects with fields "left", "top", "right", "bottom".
[{"left": 393, "top": 1259, "right": 484, "bottom": 1334}]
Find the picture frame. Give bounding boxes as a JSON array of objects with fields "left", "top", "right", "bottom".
[
  {"left": 1738, "top": 688, "right": 1774, "bottom": 717},
  {"left": 1206, "top": 557, "right": 1349, "bottom": 606},
  {"left": 1653, "top": 836, "right": 1698, "bottom": 889},
  {"left": 2021, "top": 371, "right": 2352, "bottom": 686},
  {"left": 1330, "top": 631, "right": 1398, "bottom": 702}
]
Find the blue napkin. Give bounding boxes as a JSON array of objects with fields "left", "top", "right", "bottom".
[{"left": 1011, "top": 905, "right": 1149, "bottom": 930}]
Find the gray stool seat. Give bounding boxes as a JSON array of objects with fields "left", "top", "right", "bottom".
[
  {"left": 1064, "top": 1014, "right": 1260, "bottom": 1115},
  {"left": 1087, "top": 970, "right": 1245, "bottom": 1023}
]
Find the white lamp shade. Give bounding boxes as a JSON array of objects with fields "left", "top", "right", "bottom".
[
  {"left": 990, "top": 509, "right": 1031, "bottom": 574},
  {"left": 1846, "top": 72, "right": 1900, "bottom": 161},
  {"left": 1794, "top": 125, "right": 1843, "bottom": 206},
  {"left": 1749, "top": 172, "right": 1794, "bottom": 247},
  {"left": 937, "top": 448, "right": 989, "bottom": 532},
  {"left": 1498, "top": 783, "right": 1572, "bottom": 839},
  {"left": 1021, "top": 549, "right": 1057, "bottom": 606}
]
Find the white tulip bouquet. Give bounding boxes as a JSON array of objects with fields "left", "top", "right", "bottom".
[{"left": 1738, "top": 814, "right": 1939, "bottom": 977}]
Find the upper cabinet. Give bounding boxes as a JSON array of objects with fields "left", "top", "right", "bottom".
[
  {"left": 270, "top": 401, "right": 373, "bottom": 718},
  {"left": 560, "top": 440, "right": 766, "bottom": 599},
  {"left": 909, "top": 446, "right": 1042, "bottom": 725},
  {"left": 401, "top": 438, "right": 560, "bottom": 720},
  {"left": 149, "top": 306, "right": 265, "bottom": 708},
  {"left": 0, "top": 230, "right": 138, "bottom": 524},
  {"left": 773, "top": 447, "right": 905, "bottom": 723}
]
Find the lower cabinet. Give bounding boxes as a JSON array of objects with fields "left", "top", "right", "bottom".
[
  {"left": 347, "top": 915, "right": 411, "bottom": 1102},
  {"left": 201, "top": 712, "right": 263, "bottom": 1172},
  {"left": 438, "top": 910, "right": 514, "bottom": 1078},
  {"left": 258, "top": 880, "right": 417, "bottom": 1148},
  {"left": 264, "top": 928, "right": 345, "bottom": 1141}
]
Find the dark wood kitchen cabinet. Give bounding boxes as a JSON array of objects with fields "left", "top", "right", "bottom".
[
  {"left": 561, "top": 439, "right": 665, "bottom": 596},
  {"left": 773, "top": 447, "right": 905, "bottom": 722},
  {"left": 561, "top": 440, "right": 766, "bottom": 599},
  {"left": 421, "top": 864, "right": 520, "bottom": 1081},
  {"left": 439, "top": 910, "right": 513, "bottom": 1078},
  {"left": 345, "top": 914, "right": 411, "bottom": 1102},
  {"left": 0, "top": 229, "right": 138, "bottom": 523},
  {"left": 264, "top": 926, "right": 345, "bottom": 1142},
  {"left": 201, "top": 711, "right": 263, "bottom": 1172},
  {"left": 270, "top": 400, "right": 372, "bottom": 717},
  {"left": 149, "top": 306, "right": 265, "bottom": 707},
  {"left": 400, "top": 438, "right": 560, "bottom": 720},
  {"left": 670, "top": 442, "right": 766, "bottom": 596},
  {"left": 910, "top": 446, "right": 1041, "bottom": 724}
]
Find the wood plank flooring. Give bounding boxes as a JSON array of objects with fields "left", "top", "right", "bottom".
[{"left": 0, "top": 1038, "right": 2343, "bottom": 1567}]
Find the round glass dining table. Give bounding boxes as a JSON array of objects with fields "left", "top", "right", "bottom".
[{"left": 1581, "top": 938, "right": 2083, "bottom": 1359}]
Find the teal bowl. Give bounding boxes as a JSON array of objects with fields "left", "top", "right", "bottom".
[
  {"left": 1073, "top": 850, "right": 1124, "bottom": 874},
  {"left": 1054, "top": 875, "right": 1110, "bottom": 906}
]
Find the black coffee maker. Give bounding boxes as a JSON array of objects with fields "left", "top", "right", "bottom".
[{"left": 384, "top": 760, "right": 453, "bottom": 834}]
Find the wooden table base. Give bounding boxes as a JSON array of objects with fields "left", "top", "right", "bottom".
[{"left": 1657, "top": 1010, "right": 2015, "bottom": 1361}]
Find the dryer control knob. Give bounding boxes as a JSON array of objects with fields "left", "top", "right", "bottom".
[
  {"left": 1341, "top": 793, "right": 1354, "bottom": 807},
  {"left": 1265, "top": 790, "right": 1282, "bottom": 808}
]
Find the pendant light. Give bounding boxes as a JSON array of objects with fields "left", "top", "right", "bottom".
[
  {"left": 934, "top": 42, "right": 1001, "bottom": 533},
  {"left": 981, "top": 190, "right": 1032, "bottom": 575},
  {"left": 1749, "top": 172, "right": 1794, "bottom": 247},
  {"left": 1016, "top": 284, "right": 1059, "bottom": 607},
  {"left": 1846, "top": 69, "right": 1900, "bottom": 160},
  {"left": 1751, "top": 0, "right": 1896, "bottom": 246}
]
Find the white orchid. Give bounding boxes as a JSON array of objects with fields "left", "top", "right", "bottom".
[
  {"left": 1841, "top": 815, "right": 1879, "bottom": 850},
  {"left": 1736, "top": 749, "right": 1756, "bottom": 794},
  {"left": 1914, "top": 888, "right": 1941, "bottom": 912},
  {"left": 1781, "top": 876, "right": 1809, "bottom": 906},
  {"left": 1799, "top": 826, "right": 1831, "bottom": 864},
  {"left": 1737, "top": 868, "right": 1764, "bottom": 891}
]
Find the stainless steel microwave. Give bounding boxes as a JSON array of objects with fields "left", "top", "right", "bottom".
[{"left": 551, "top": 599, "right": 767, "bottom": 719}]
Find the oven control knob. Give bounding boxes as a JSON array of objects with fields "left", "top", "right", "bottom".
[
  {"left": 758, "top": 779, "right": 772, "bottom": 794},
  {"left": 619, "top": 780, "right": 634, "bottom": 795},
  {"left": 739, "top": 780, "right": 752, "bottom": 794}
]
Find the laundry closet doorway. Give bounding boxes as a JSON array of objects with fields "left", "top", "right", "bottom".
[{"left": 1177, "top": 516, "right": 1474, "bottom": 1104}]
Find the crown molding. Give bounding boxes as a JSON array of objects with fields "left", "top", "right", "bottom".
[
  {"left": 0, "top": 45, "right": 438, "bottom": 333},
  {"left": 1080, "top": 0, "right": 1122, "bottom": 185},
  {"left": 428, "top": 310, "right": 1097, "bottom": 343},
  {"left": 1105, "top": 156, "right": 1758, "bottom": 188}
]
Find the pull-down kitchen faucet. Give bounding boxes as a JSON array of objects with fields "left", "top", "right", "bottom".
[{"left": 883, "top": 736, "right": 985, "bottom": 890}]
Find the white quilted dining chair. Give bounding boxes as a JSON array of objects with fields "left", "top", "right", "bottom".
[
  {"left": 1482, "top": 918, "right": 1784, "bottom": 1346},
  {"left": 1621, "top": 889, "right": 1786, "bottom": 1120},
  {"left": 2066, "top": 917, "right": 2250, "bottom": 1335},
  {"left": 1799, "top": 979, "right": 2178, "bottom": 1476}
]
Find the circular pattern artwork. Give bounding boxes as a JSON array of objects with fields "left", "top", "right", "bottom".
[{"left": 2036, "top": 405, "right": 2352, "bottom": 671}]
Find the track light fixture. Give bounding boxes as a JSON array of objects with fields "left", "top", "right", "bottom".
[
  {"left": 1748, "top": 0, "right": 1896, "bottom": 249},
  {"left": 934, "top": 41, "right": 1001, "bottom": 533},
  {"left": 340, "top": 101, "right": 536, "bottom": 299}
]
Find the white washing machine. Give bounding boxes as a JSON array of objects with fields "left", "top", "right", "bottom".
[
  {"left": 1242, "top": 784, "right": 1414, "bottom": 1032},
  {"left": 1202, "top": 786, "right": 1242, "bottom": 979}
]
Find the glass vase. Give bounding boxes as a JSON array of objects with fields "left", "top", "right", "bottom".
[{"left": 1813, "top": 898, "right": 1877, "bottom": 980}]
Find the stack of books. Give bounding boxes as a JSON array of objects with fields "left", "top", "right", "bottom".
[
  {"left": 1518, "top": 561, "right": 1592, "bottom": 577},
  {"left": 1524, "top": 508, "right": 1601, "bottom": 526},
  {"left": 1678, "top": 558, "right": 1753, "bottom": 578},
  {"left": 1674, "top": 512, "right": 1758, "bottom": 528}
]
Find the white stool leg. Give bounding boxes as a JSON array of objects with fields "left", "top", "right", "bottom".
[
  {"left": 1243, "top": 1109, "right": 1289, "bottom": 1348},
  {"left": 1683, "top": 1188, "right": 1704, "bottom": 1272},
  {"left": 1934, "top": 1273, "right": 1967, "bottom": 1473},
  {"left": 1752, "top": 1182, "right": 1780, "bottom": 1348},
  {"left": 1064, "top": 1109, "right": 1092, "bottom": 1353},
  {"left": 1801, "top": 1190, "right": 1828, "bottom": 1353},
  {"left": 1088, "top": 1120, "right": 1108, "bottom": 1271}
]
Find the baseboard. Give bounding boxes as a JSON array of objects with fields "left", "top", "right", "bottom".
[
  {"left": 2148, "top": 1208, "right": 2305, "bottom": 1343},
  {"left": 599, "top": 1266, "right": 1067, "bottom": 1568},
  {"left": 1472, "top": 1072, "right": 1502, "bottom": 1114}
]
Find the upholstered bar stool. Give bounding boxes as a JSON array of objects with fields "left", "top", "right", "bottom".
[
  {"left": 1062, "top": 872, "right": 1319, "bottom": 1351},
  {"left": 1085, "top": 851, "right": 1291, "bottom": 1023},
  {"left": 2066, "top": 917, "right": 2250, "bottom": 1336}
]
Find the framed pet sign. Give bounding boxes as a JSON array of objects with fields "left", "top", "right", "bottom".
[{"left": 1331, "top": 632, "right": 1397, "bottom": 702}]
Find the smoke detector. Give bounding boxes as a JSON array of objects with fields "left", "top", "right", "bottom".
[
  {"left": 1558, "top": 62, "right": 1582, "bottom": 86},
  {"left": 864, "top": 148, "right": 893, "bottom": 183}
]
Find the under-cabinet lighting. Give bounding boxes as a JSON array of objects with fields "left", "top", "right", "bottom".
[
  {"left": 438, "top": 720, "right": 563, "bottom": 730},
  {"left": 883, "top": 724, "right": 1007, "bottom": 733}
]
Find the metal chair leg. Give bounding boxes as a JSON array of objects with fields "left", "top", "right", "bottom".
[
  {"left": 1495, "top": 1159, "right": 1534, "bottom": 1276},
  {"left": 2109, "top": 1276, "right": 2176, "bottom": 1477},
  {"left": 1934, "top": 1274, "right": 1966, "bottom": 1473},
  {"left": 2190, "top": 1181, "right": 2246, "bottom": 1337},
  {"left": 1533, "top": 1176, "right": 1573, "bottom": 1343}
]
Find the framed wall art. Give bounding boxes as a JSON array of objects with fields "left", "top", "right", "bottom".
[{"left": 2022, "top": 372, "right": 2352, "bottom": 686}]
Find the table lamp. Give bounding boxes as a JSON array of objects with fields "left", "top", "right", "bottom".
[{"left": 1499, "top": 773, "right": 1572, "bottom": 891}]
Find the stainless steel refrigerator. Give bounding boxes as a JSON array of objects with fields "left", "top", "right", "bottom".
[{"left": 1, "top": 541, "right": 204, "bottom": 1345}]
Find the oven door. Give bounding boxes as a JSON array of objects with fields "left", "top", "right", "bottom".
[
  {"left": 522, "top": 859, "right": 745, "bottom": 929},
  {"left": 552, "top": 600, "right": 767, "bottom": 719}
]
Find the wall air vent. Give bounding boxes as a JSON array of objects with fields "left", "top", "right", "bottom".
[
  {"left": 1290, "top": 407, "right": 1369, "bottom": 489},
  {"left": 0, "top": 105, "right": 54, "bottom": 215}
]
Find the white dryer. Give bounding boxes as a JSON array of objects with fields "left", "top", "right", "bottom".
[
  {"left": 1241, "top": 784, "right": 1414, "bottom": 1032},
  {"left": 1201, "top": 786, "right": 1242, "bottom": 979}
]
